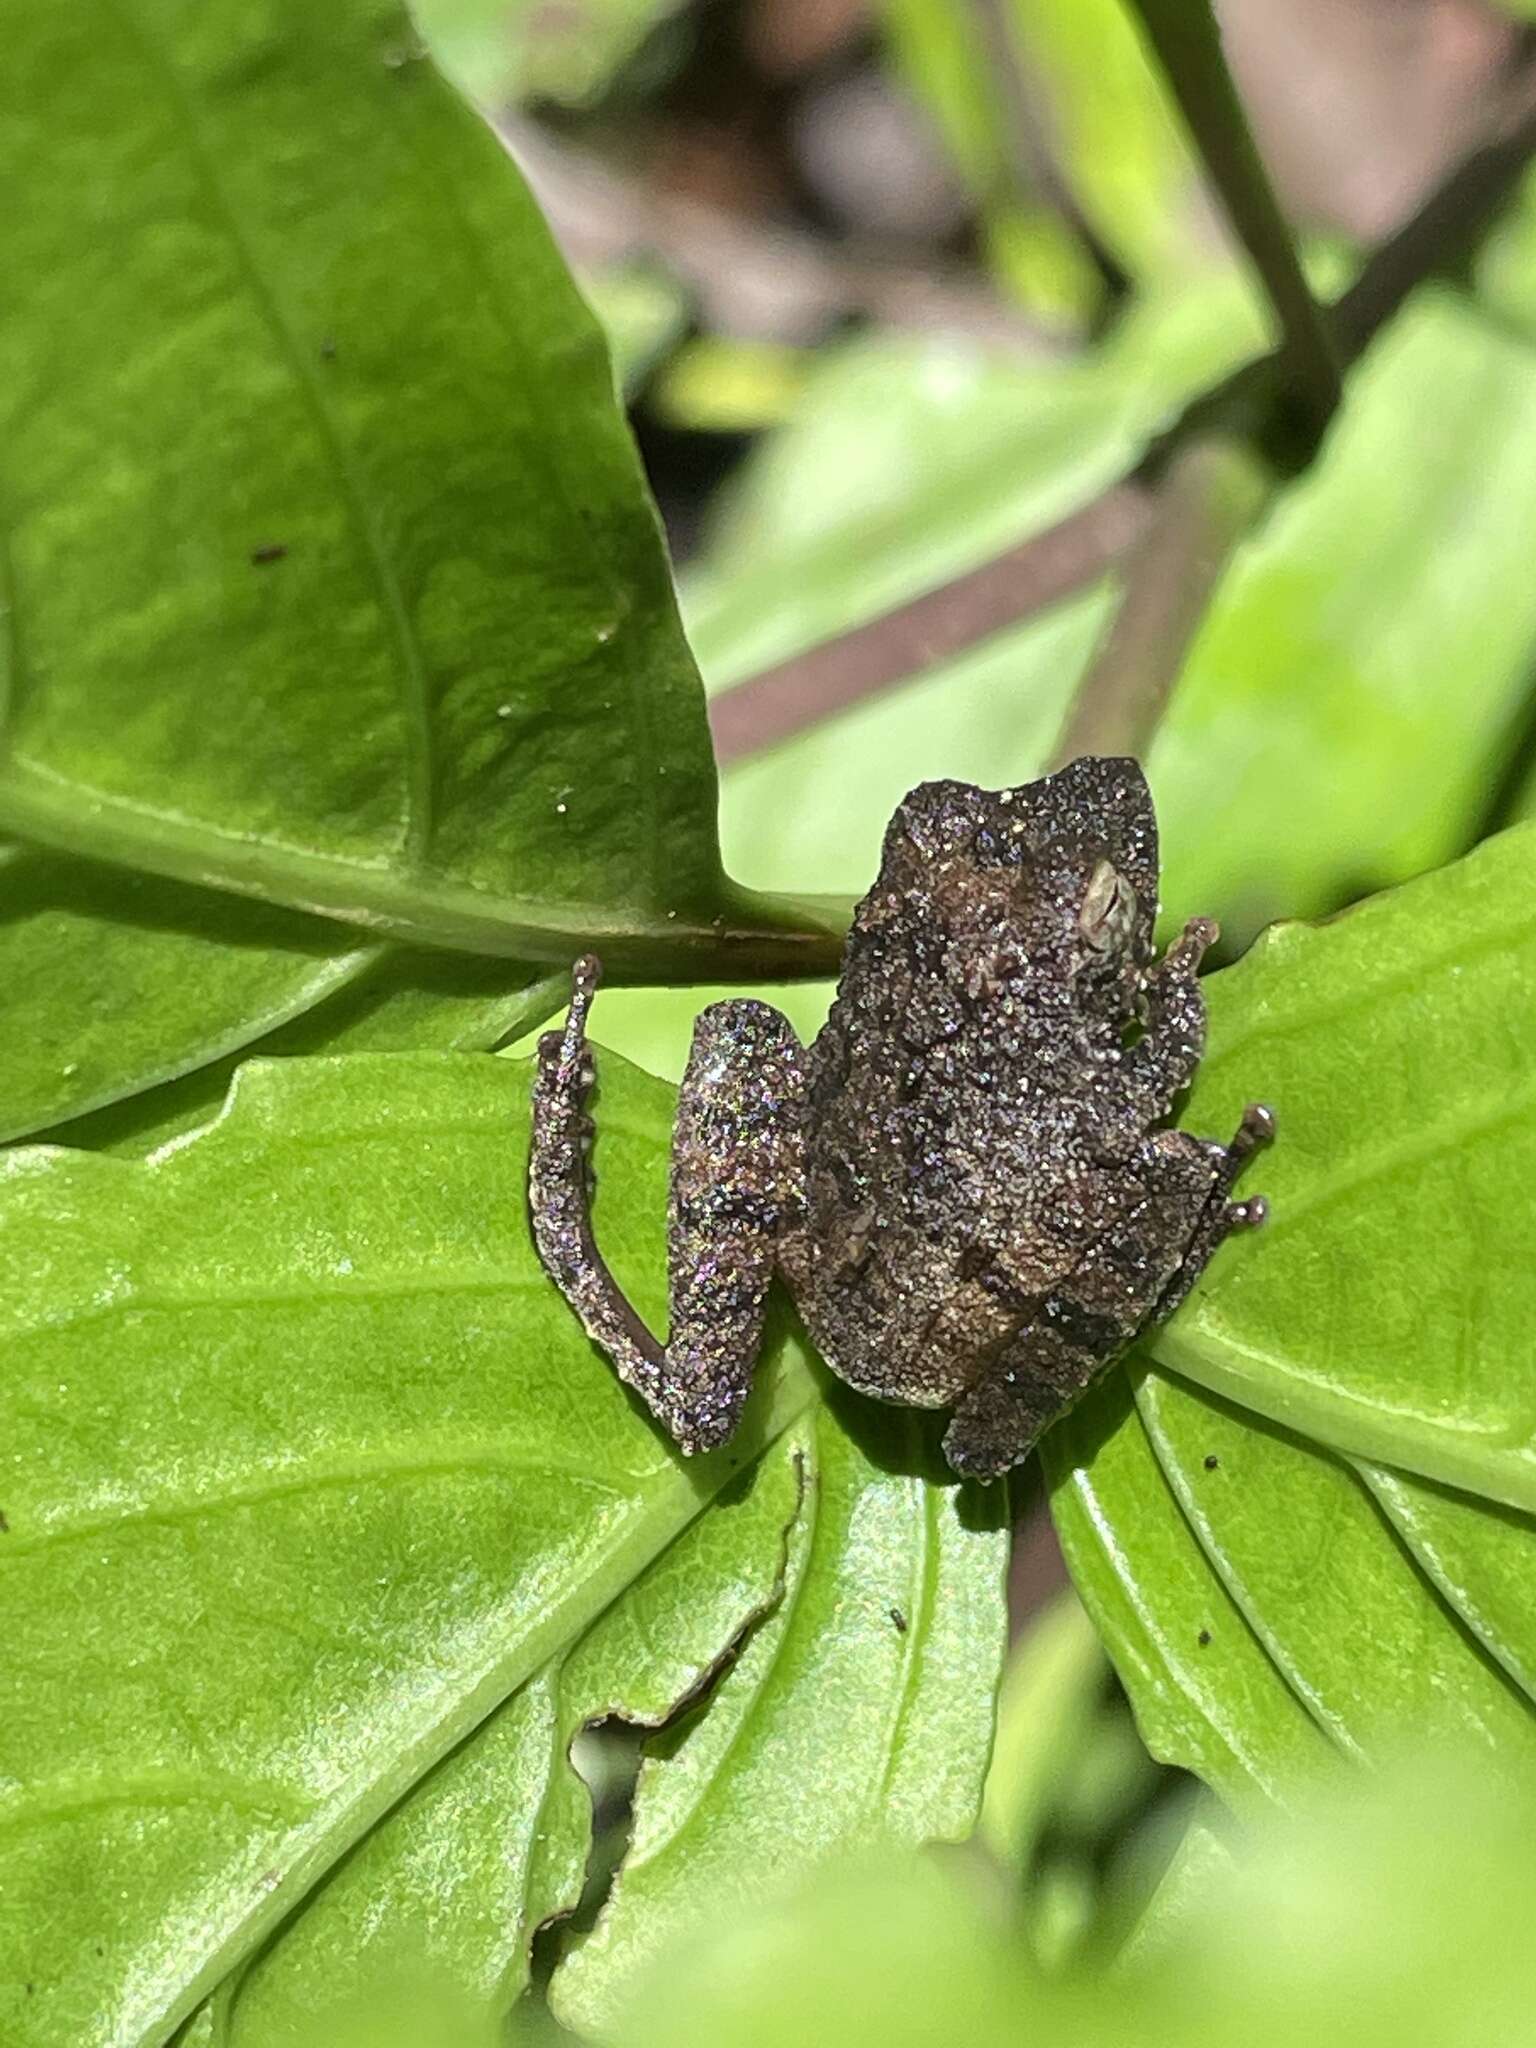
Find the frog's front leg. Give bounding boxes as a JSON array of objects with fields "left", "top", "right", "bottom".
[
  {"left": 530, "top": 957, "right": 808, "bottom": 1455},
  {"left": 1120, "top": 916, "right": 1217, "bottom": 1120},
  {"left": 1152, "top": 1103, "right": 1274, "bottom": 1321}
]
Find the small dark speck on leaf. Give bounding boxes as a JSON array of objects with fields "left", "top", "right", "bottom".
[
  {"left": 1203, "top": 1453, "right": 1219, "bottom": 1471},
  {"left": 1197, "top": 1628, "right": 1212, "bottom": 1647},
  {"left": 889, "top": 1606, "right": 908, "bottom": 1634},
  {"left": 319, "top": 336, "right": 337, "bottom": 361},
  {"left": 0, "top": 1509, "right": 8, "bottom": 1532},
  {"left": 250, "top": 543, "right": 288, "bottom": 566}
]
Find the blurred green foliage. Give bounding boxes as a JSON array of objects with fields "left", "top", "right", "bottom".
[{"left": 614, "top": 1756, "right": 1536, "bottom": 2048}]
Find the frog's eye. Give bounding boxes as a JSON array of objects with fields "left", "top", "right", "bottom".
[{"left": 1079, "top": 859, "right": 1139, "bottom": 953}]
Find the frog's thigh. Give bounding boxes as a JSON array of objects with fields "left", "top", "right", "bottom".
[
  {"left": 663, "top": 999, "right": 810, "bottom": 1441},
  {"left": 942, "top": 1138, "right": 1221, "bottom": 1478}
]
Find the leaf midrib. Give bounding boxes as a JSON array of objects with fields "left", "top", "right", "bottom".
[{"left": 0, "top": 759, "right": 843, "bottom": 975}]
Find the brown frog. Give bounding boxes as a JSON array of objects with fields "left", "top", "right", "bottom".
[{"left": 528, "top": 756, "right": 1271, "bottom": 1479}]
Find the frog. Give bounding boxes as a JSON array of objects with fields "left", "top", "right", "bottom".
[{"left": 528, "top": 755, "right": 1272, "bottom": 1480}]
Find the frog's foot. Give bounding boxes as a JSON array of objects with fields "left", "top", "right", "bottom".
[
  {"left": 1155, "top": 1102, "right": 1275, "bottom": 1322},
  {"left": 535, "top": 955, "right": 601, "bottom": 1190}
]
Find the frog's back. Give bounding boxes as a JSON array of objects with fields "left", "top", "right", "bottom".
[
  {"left": 792, "top": 769, "right": 1147, "bottom": 1409},
  {"left": 797, "top": 968, "right": 1066, "bottom": 1410}
]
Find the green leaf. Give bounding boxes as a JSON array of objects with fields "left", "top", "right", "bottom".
[
  {"left": 1002, "top": 0, "right": 1214, "bottom": 290},
  {"left": 551, "top": 1398, "right": 1004, "bottom": 2036},
  {"left": 0, "top": 0, "right": 817, "bottom": 976},
  {"left": 0, "top": 847, "right": 375, "bottom": 1143},
  {"left": 0, "top": 1050, "right": 1006, "bottom": 2047},
  {"left": 617, "top": 1850, "right": 1040, "bottom": 2048},
  {"left": 207, "top": 1434, "right": 804, "bottom": 2043},
  {"left": 40, "top": 950, "right": 566, "bottom": 1157},
  {"left": 0, "top": 0, "right": 832, "bottom": 1147},
  {"left": 1149, "top": 292, "right": 1536, "bottom": 944},
  {"left": 1135, "top": 1372, "right": 1536, "bottom": 1760},
  {"left": 979, "top": 1590, "right": 1110, "bottom": 1877},
  {"left": 879, "top": 0, "right": 1106, "bottom": 322},
  {"left": 1048, "top": 817, "right": 1536, "bottom": 1806},
  {"left": 686, "top": 290, "right": 1267, "bottom": 693},
  {"left": 1046, "top": 1380, "right": 1329, "bottom": 1810},
  {"left": 978, "top": 1586, "right": 1167, "bottom": 1969}
]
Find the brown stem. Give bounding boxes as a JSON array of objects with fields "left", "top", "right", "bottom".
[
  {"left": 707, "top": 486, "right": 1152, "bottom": 764},
  {"left": 1051, "top": 437, "right": 1270, "bottom": 767},
  {"left": 1123, "top": 0, "right": 1342, "bottom": 435}
]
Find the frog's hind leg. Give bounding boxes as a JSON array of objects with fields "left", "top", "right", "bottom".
[
  {"left": 942, "top": 1323, "right": 1100, "bottom": 1481},
  {"left": 530, "top": 957, "right": 808, "bottom": 1456},
  {"left": 942, "top": 1108, "right": 1273, "bottom": 1480}
]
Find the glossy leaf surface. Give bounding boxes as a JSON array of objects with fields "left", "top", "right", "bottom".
[
  {"left": 0, "top": 0, "right": 819, "bottom": 1150},
  {"left": 0, "top": 0, "right": 724, "bottom": 950},
  {"left": 0, "top": 1051, "right": 1005, "bottom": 2048}
]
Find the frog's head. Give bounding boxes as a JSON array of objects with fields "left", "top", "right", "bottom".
[
  {"left": 877, "top": 758, "right": 1158, "bottom": 1016},
  {"left": 1027, "top": 755, "right": 1160, "bottom": 1020}
]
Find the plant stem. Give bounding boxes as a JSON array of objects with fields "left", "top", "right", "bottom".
[
  {"left": 1124, "top": 0, "right": 1341, "bottom": 438},
  {"left": 709, "top": 61, "right": 1536, "bottom": 780},
  {"left": 1050, "top": 435, "right": 1270, "bottom": 767},
  {"left": 0, "top": 762, "right": 850, "bottom": 984},
  {"left": 708, "top": 487, "right": 1151, "bottom": 763}
]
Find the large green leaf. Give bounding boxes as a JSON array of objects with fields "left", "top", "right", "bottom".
[
  {"left": 0, "top": 1050, "right": 1005, "bottom": 2048},
  {"left": 201, "top": 1432, "right": 804, "bottom": 2044},
  {"left": 1047, "top": 818, "right": 1536, "bottom": 1806},
  {"left": 551, "top": 1397, "right": 1004, "bottom": 2036},
  {"left": 1149, "top": 291, "right": 1536, "bottom": 945},
  {"left": 40, "top": 951, "right": 567, "bottom": 1157},
  {"left": 0, "top": 0, "right": 730, "bottom": 954},
  {"left": 0, "top": 0, "right": 827, "bottom": 1146},
  {"left": 0, "top": 847, "right": 376, "bottom": 1143}
]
